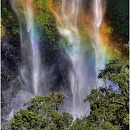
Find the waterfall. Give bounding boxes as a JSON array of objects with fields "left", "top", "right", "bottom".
[
  {"left": 56, "top": 0, "right": 106, "bottom": 119},
  {"left": 24, "top": 0, "right": 41, "bottom": 95},
  {"left": 2, "top": 0, "right": 107, "bottom": 122},
  {"left": 92, "top": 0, "right": 106, "bottom": 85},
  {"left": 2, "top": 0, "right": 44, "bottom": 122},
  {"left": 58, "top": 0, "right": 90, "bottom": 119},
  {"left": 12, "top": 0, "right": 42, "bottom": 95}
]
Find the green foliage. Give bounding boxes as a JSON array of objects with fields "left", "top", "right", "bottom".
[
  {"left": 98, "top": 58, "right": 129, "bottom": 97},
  {"left": 70, "top": 58, "right": 129, "bottom": 130},
  {"left": 107, "top": 0, "right": 129, "bottom": 41},
  {"left": 33, "top": 0, "right": 60, "bottom": 45},
  {"left": 2, "top": 58, "right": 129, "bottom": 130},
  {"left": 70, "top": 118, "right": 120, "bottom": 130},
  {"left": 2, "top": 0, "right": 65, "bottom": 51},
  {"left": 3, "top": 92, "right": 73, "bottom": 130},
  {"left": 2, "top": 0, "right": 19, "bottom": 38},
  {"left": 2, "top": 0, "right": 129, "bottom": 129}
]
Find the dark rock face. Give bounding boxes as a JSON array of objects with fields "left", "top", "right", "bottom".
[
  {"left": 1, "top": 0, "right": 22, "bottom": 122},
  {"left": 2, "top": 0, "right": 21, "bottom": 91},
  {"left": 1, "top": 36, "right": 21, "bottom": 90},
  {"left": 1, "top": 29, "right": 21, "bottom": 123}
]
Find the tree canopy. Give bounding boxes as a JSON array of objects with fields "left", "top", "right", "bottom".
[{"left": 3, "top": 58, "right": 129, "bottom": 130}]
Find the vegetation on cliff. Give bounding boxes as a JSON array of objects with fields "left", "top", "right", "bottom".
[
  {"left": 106, "top": 0, "right": 129, "bottom": 42},
  {"left": 1, "top": 0, "right": 129, "bottom": 129},
  {"left": 3, "top": 57, "right": 129, "bottom": 130}
]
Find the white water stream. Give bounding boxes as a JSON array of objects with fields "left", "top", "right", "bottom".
[
  {"left": 58, "top": 0, "right": 106, "bottom": 118},
  {"left": 92, "top": 0, "right": 106, "bottom": 85},
  {"left": 2, "top": 0, "right": 106, "bottom": 122}
]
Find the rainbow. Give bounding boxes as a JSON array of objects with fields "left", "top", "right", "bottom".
[{"left": 48, "top": 0, "right": 121, "bottom": 60}]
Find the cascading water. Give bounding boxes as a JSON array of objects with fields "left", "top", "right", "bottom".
[
  {"left": 54, "top": 0, "right": 106, "bottom": 118},
  {"left": 2, "top": 0, "right": 44, "bottom": 122},
  {"left": 92, "top": 0, "right": 106, "bottom": 85},
  {"left": 12, "top": 0, "right": 42, "bottom": 96},
  {"left": 23, "top": 0, "right": 41, "bottom": 95},
  {"left": 2, "top": 0, "right": 107, "bottom": 123},
  {"left": 57, "top": 0, "right": 91, "bottom": 119}
]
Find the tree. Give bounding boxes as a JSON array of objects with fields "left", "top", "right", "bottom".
[
  {"left": 2, "top": 57, "right": 129, "bottom": 130},
  {"left": 98, "top": 58, "right": 129, "bottom": 130},
  {"left": 70, "top": 58, "right": 129, "bottom": 130},
  {"left": 106, "top": 0, "right": 129, "bottom": 41},
  {"left": 3, "top": 92, "right": 73, "bottom": 130}
]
